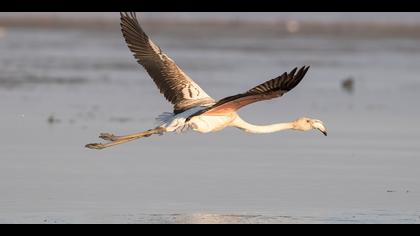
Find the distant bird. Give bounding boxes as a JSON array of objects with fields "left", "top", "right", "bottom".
[
  {"left": 85, "top": 12, "right": 327, "bottom": 150},
  {"left": 47, "top": 114, "right": 60, "bottom": 124},
  {"left": 341, "top": 77, "right": 354, "bottom": 93}
]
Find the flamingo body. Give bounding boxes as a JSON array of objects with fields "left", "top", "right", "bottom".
[{"left": 85, "top": 12, "right": 327, "bottom": 150}]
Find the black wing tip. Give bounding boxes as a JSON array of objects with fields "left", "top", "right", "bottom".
[
  {"left": 301, "top": 65, "right": 310, "bottom": 79},
  {"left": 302, "top": 65, "right": 310, "bottom": 75},
  {"left": 295, "top": 65, "right": 310, "bottom": 79},
  {"left": 289, "top": 67, "right": 298, "bottom": 77},
  {"left": 284, "top": 65, "right": 311, "bottom": 91},
  {"left": 286, "top": 65, "right": 309, "bottom": 79},
  {"left": 292, "top": 65, "right": 310, "bottom": 74},
  {"left": 246, "top": 65, "right": 311, "bottom": 95}
]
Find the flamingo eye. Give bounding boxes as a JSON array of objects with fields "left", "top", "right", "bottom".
[{"left": 306, "top": 120, "right": 310, "bottom": 123}]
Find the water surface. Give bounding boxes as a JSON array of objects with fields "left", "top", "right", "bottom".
[{"left": 0, "top": 14, "right": 419, "bottom": 223}]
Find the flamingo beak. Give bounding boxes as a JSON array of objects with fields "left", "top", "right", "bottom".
[{"left": 313, "top": 121, "right": 327, "bottom": 136}]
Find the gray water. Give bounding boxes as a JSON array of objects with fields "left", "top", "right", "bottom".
[
  {"left": 0, "top": 13, "right": 420, "bottom": 223},
  {"left": 3, "top": 12, "right": 420, "bottom": 25}
]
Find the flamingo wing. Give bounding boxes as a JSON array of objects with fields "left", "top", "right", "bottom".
[
  {"left": 120, "top": 12, "right": 215, "bottom": 114},
  {"left": 194, "top": 66, "right": 310, "bottom": 116}
]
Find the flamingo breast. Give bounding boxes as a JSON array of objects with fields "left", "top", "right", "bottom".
[
  {"left": 187, "top": 113, "right": 237, "bottom": 133},
  {"left": 156, "top": 107, "right": 237, "bottom": 134}
]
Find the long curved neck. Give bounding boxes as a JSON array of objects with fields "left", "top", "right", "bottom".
[{"left": 231, "top": 116, "right": 295, "bottom": 134}]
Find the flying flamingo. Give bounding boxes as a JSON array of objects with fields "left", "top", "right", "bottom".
[{"left": 85, "top": 12, "right": 327, "bottom": 150}]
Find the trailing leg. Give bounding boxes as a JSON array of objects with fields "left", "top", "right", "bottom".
[{"left": 85, "top": 127, "right": 166, "bottom": 150}]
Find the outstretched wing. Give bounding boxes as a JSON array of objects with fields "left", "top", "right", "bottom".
[
  {"left": 120, "top": 12, "right": 215, "bottom": 113},
  {"left": 196, "top": 66, "right": 310, "bottom": 116}
]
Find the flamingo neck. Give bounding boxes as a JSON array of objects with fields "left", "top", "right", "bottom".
[{"left": 231, "top": 116, "right": 295, "bottom": 134}]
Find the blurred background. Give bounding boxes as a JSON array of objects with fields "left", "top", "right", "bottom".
[{"left": 0, "top": 12, "right": 419, "bottom": 223}]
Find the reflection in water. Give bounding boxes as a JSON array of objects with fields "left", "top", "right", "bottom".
[
  {"left": 147, "top": 213, "right": 300, "bottom": 224},
  {"left": 4, "top": 212, "right": 420, "bottom": 224},
  {"left": 175, "top": 214, "right": 246, "bottom": 224},
  {"left": 129, "top": 211, "right": 420, "bottom": 224}
]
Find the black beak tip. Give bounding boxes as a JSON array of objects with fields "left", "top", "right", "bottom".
[{"left": 322, "top": 131, "right": 327, "bottom": 136}]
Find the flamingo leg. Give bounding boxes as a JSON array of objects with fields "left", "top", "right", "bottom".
[
  {"left": 85, "top": 137, "right": 139, "bottom": 150},
  {"left": 85, "top": 127, "right": 165, "bottom": 150}
]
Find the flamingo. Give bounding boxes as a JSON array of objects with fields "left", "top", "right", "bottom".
[{"left": 85, "top": 12, "right": 327, "bottom": 150}]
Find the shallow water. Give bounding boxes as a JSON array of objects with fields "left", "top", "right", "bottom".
[{"left": 0, "top": 19, "right": 420, "bottom": 223}]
